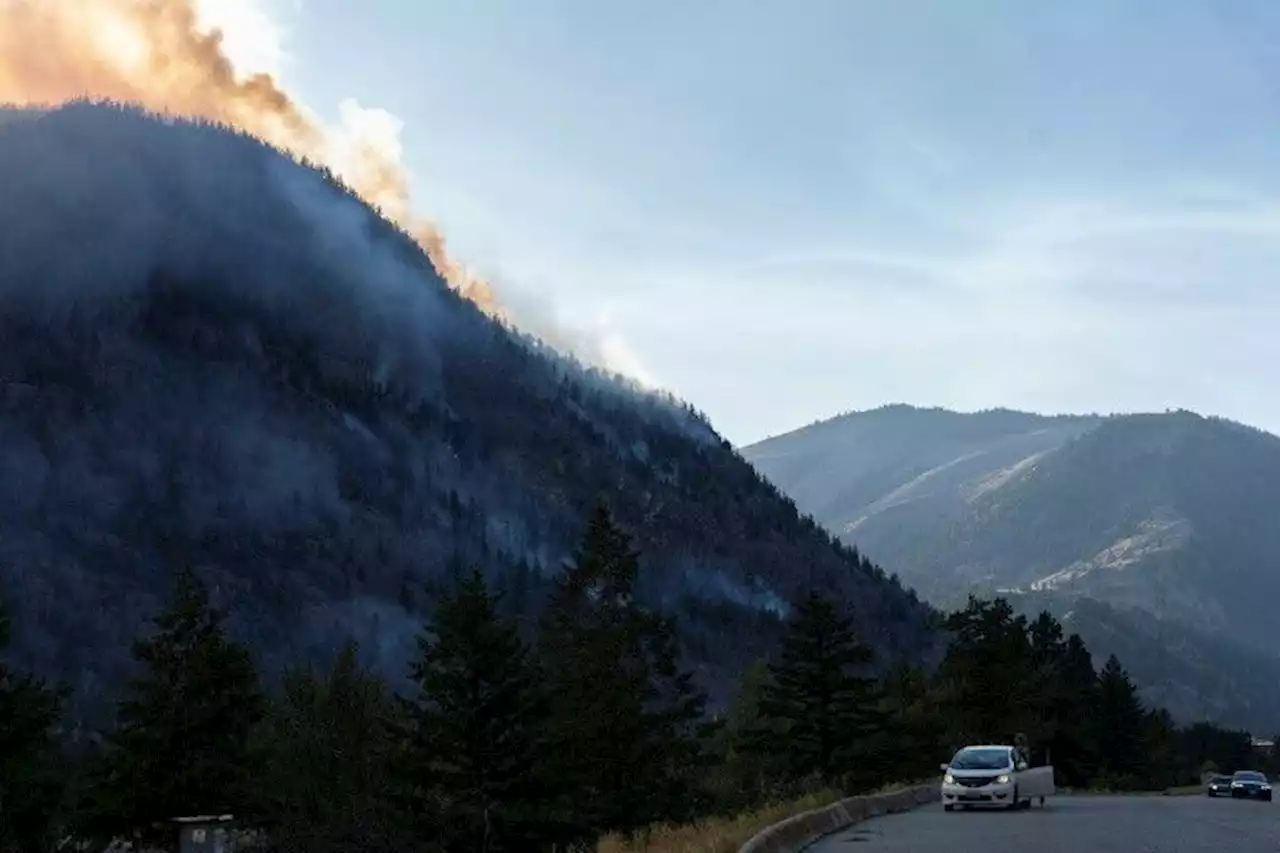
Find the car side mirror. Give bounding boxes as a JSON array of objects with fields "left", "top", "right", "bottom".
[
  {"left": 940, "top": 763, "right": 949, "bottom": 773},
  {"left": 1016, "top": 761, "right": 1028, "bottom": 772}
]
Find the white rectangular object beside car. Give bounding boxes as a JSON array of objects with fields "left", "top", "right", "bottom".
[{"left": 939, "top": 745, "right": 1056, "bottom": 811}]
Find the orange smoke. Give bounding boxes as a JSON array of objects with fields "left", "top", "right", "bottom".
[{"left": 0, "top": 0, "right": 501, "bottom": 313}]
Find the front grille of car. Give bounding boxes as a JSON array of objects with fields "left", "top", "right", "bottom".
[{"left": 957, "top": 775, "right": 998, "bottom": 787}]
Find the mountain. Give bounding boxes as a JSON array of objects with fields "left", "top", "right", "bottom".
[
  {"left": 0, "top": 101, "right": 937, "bottom": 721},
  {"left": 744, "top": 404, "right": 1280, "bottom": 729}
]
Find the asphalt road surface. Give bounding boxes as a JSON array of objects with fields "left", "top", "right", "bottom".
[{"left": 805, "top": 795, "right": 1280, "bottom": 852}]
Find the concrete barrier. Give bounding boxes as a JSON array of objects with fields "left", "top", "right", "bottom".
[{"left": 738, "top": 782, "right": 939, "bottom": 853}]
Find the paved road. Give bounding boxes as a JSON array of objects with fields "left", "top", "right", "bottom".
[{"left": 806, "top": 795, "right": 1280, "bottom": 852}]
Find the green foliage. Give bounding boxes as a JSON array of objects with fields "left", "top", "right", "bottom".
[
  {"left": 1048, "top": 634, "right": 1102, "bottom": 786},
  {"left": 82, "top": 567, "right": 265, "bottom": 845},
  {"left": 254, "top": 640, "right": 410, "bottom": 853},
  {"left": 931, "top": 595, "right": 1259, "bottom": 793},
  {"left": 875, "top": 662, "right": 946, "bottom": 783},
  {"left": 1095, "top": 655, "right": 1148, "bottom": 783},
  {"left": 9, "top": 536, "right": 1276, "bottom": 851},
  {"left": 0, "top": 601, "right": 68, "bottom": 853},
  {"left": 707, "top": 659, "right": 784, "bottom": 810},
  {"left": 743, "top": 592, "right": 882, "bottom": 791},
  {"left": 537, "top": 504, "right": 713, "bottom": 845},
  {"left": 935, "top": 597, "right": 1038, "bottom": 747},
  {"left": 401, "top": 568, "right": 557, "bottom": 853}
]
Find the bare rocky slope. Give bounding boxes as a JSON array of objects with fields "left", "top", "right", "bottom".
[
  {"left": 745, "top": 404, "right": 1280, "bottom": 730},
  {"left": 0, "top": 101, "right": 938, "bottom": 721}
]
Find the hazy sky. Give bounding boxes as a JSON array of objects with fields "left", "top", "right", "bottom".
[{"left": 222, "top": 0, "right": 1280, "bottom": 445}]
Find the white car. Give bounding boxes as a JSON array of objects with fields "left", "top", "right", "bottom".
[{"left": 940, "top": 744, "right": 1056, "bottom": 811}]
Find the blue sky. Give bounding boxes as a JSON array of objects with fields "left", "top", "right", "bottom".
[{"left": 258, "top": 0, "right": 1280, "bottom": 444}]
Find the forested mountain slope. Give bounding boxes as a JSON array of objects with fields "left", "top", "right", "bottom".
[
  {"left": 1008, "top": 594, "right": 1280, "bottom": 733},
  {"left": 746, "top": 405, "right": 1280, "bottom": 641},
  {"left": 746, "top": 404, "right": 1280, "bottom": 726},
  {"left": 0, "top": 101, "right": 938, "bottom": 719}
]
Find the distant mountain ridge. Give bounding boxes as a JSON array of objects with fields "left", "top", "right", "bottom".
[
  {"left": 745, "top": 404, "right": 1280, "bottom": 730},
  {"left": 746, "top": 405, "right": 1100, "bottom": 550}
]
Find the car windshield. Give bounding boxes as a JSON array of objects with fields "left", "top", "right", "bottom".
[
  {"left": 1233, "top": 771, "right": 1266, "bottom": 782},
  {"left": 949, "top": 747, "right": 1012, "bottom": 770},
  {"left": 1211, "top": 775, "right": 1231, "bottom": 783}
]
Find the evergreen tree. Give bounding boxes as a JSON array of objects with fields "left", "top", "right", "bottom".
[
  {"left": 934, "top": 597, "right": 1035, "bottom": 748},
  {"left": 714, "top": 659, "right": 785, "bottom": 809},
  {"left": 1094, "top": 654, "right": 1147, "bottom": 787},
  {"left": 1181, "top": 722, "right": 1253, "bottom": 777},
  {"left": 876, "top": 662, "right": 943, "bottom": 783},
  {"left": 1141, "top": 708, "right": 1181, "bottom": 789},
  {"left": 537, "top": 503, "right": 710, "bottom": 843},
  {"left": 0, "top": 601, "right": 67, "bottom": 853},
  {"left": 255, "top": 640, "right": 410, "bottom": 853},
  {"left": 1026, "top": 611, "right": 1066, "bottom": 760},
  {"left": 1049, "top": 634, "right": 1102, "bottom": 787},
  {"left": 632, "top": 607, "right": 717, "bottom": 828},
  {"left": 84, "top": 567, "right": 265, "bottom": 844},
  {"left": 403, "top": 568, "right": 557, "bottom": 853},
  {"left": 747, "top": 592, "right": 882, "bottom": 791}
]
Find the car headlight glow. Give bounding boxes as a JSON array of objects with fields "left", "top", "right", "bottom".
[
  {"left": 995, "top": 774, "right": 1011, "bottom": 785},
  {"left": 943, "top": 773, "right": 955, "bottom": 784}
]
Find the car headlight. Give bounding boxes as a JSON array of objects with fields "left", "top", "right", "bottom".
[
  {"left": 1233, "top": 782, "right": 1243, "bottom": 787},
  {"left": 1262, "top": 785, "right": 1272, "bottom": 791},
  {"left": 995, "top": 774, "right": 1011, "bottom": 785},
  {"left": 943, "top": 773, "right": 955, "bottom": 784}
]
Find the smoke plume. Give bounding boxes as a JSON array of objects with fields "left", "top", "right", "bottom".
[{"left": 0, "top": 0, "right": 500, "bottom": 312}]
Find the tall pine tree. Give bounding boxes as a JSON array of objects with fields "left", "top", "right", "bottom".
[
  {"left": 1094, "top": 654, "right": 1147, "bottom": 787},
  {"left": 876, "top": 662, "right": 943, "bottom": 784},
  {"left": 1026, "top": 610, "right": 1066, "bottom": 761},
  {"left": 0, "top": 600, "right": 67, "bottom": 853},
  {"left": 747, "top": 592, "right": 883, "bottom": 791},
  {"left": 1141, "top": 707, "right": 1181, "bottom": 790},
  {"left": 402, "top": 568, "right": 557, "bottom": 853},
  {"left": 935, "top": 597, "right": 1035, "bottom": 748},
  {"left": 1049, "top": 633, "right": 1102, "bottom": 787},
  {"left": 537, "top": 503, "right": 710, "bottom": 843},
  {"left": 715, "top": 659, "right": 785, "bottom": 809},
  {"left": 84, "top": 567, "right": 264, "bottom": 844},
  {"left": 256, "top": 640, "right": 410, "bottom": 853}
]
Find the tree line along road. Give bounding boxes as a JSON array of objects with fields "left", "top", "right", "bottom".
[{"left": 805, "top": 795, "right": 1280, "bottom": 852}]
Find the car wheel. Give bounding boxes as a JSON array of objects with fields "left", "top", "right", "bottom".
[{"left": 944, "top": 804, "right": 954, "bottom": 812}]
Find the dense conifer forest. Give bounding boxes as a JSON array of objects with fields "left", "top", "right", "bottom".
[{"left": 1, "top": 506, "right": 1265, "bottom": 853}]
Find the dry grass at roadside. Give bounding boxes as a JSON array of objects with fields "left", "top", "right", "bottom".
[{"left": 596, "top": 781, "right": 927, "bottom": 853}]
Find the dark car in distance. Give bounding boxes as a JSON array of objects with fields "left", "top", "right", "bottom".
[
  {"left": 1230, "top": 771, "right": 1273, "bottom": 801},
  {"left": 1207, "top": 775, "right": 1233, "bottom": 796}
]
